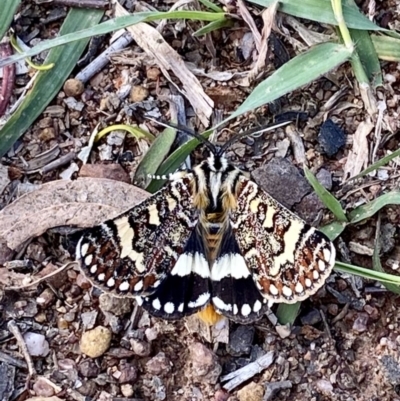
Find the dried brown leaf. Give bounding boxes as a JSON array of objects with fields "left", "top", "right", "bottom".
[{"left": 0, "top": 178, "right": 149, "bottom": 251}]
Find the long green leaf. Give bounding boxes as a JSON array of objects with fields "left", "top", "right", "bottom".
[
  {"left": 304, "top": 166, "right": 348, "bottom": 222},
  {"left": 371, "top": 34, "right": 400, "bottom": 61},
  {"left": 349, "top": 191, "right": 400, "bottom": 223},
  {"left": 248, "top": 0, "right": 385, "bottom": 31},
  {"left": 319, "top": 221, "right": 347, "bottom": 241},
  {"left": 0, "top": 0, "right": 21, "bottom": 41},
  {"left": 276, "top": 303, "right": 301, "bottom": 325},
  {"left": 0, "top": 11, "right": 225, "bottom": 68},
  {"left": 223, "top": 42, "right": 352, "bottom": 125},
  {"left": 0, "top": 9, "right": 103, "bottom": 157}
]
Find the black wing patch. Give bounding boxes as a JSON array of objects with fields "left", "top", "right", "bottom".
[
  {"left": 136, "top": 229, "right": 211, "bottom": 319},
  {"left": 211, "top": 225, "right": 270, "bottom": 324}
]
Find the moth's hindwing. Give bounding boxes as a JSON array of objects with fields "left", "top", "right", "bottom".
[
  {"left": 76, "top": 176, "right": 199, "bottom": 297},
  {"left": 211, "top": 225, "right": 270, "bottom": 324},
  {"left": 230, "top": 175, "right": 336, "bottom": 304},
  {"left": 136, "top": 229, "right": 211, "bottom": 319}
]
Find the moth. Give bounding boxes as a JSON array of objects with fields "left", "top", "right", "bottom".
[{"left": 76, "top": 123, "right": 336, "bottom": 324}]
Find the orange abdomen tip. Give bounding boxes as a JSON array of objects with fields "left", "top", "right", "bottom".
[{"left": 196, "top": 304, "right": 223, "bottom": 325}]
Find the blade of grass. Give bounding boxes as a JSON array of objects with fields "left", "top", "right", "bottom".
[
  {"left": 372, "top": 239, "right": 400, "bottom": 294},
  {"left": 198, "top": 0, "right": 224, "bottom": 13},
  {"left": 319, "top": 221, "right": 347, "bottom": 241},
  {"left": 134, "top": 127, "right": 177, "bottom": 190},
  {"left": 146, "top": 130, "right": 212, "bottom": 193},
  {"left": 304, "top": 166, "right": 348, "bottom": 222},
  {"left": 348, "top": 191, "right": 400, "bottom": 224},
  {"left": 371, "top": 34, "right": 400, "bottom": 61},
  {"left": 276, "top": 303, "right": 301, "bottom": 325},
  {"left": 222, "top": 42, "right": 352, "bottom": 125},
  {"left": 249, "top": 0, "right": 387, "bottom": 32},
  {"left": 335, "top": 261, "right": 400, "bottom": 286},
  {"left": 0, "top": 10, "right": 226, "bottom": 69},
  {"left": 0, "top": 8, "right": 104, "bottom": 157},
  {"left": 194, "top": 18, "right": 234, "bottom": 36},
  {"left": 0, "top": 0, "right": 21, "bottom": 41},
  {"left": 348, "top": 147, "right": 400, "bottom": 181}
]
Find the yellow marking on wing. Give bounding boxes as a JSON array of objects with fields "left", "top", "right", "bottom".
[{"left": 114, "top": 216, "right": 135, "bottom": 259}]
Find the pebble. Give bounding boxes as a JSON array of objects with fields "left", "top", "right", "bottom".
[
  {"left": 327, "top": 304, "right": 338, "bottom": 316},
  {"left": 81, "top": 310, "right": 98, "bottom": 330},
  {"left": 79, "top": 164, "right": 130, "bottom": 184},
  {"left": 237, "top": 382, "right": 264, "bottom": 401},
  {"left": 318, "top": 119, "right": 346, "bottom": 156},
  {"left": 214, "top": 389, "right": 230, "bottom": 401},
  {"left": 121, "top": 384, "right": 134, "bottom": 398},
  {"left": 63, "top": 78, "right": 85, "bottom": 97},
  {"left": 145, "top": 327, "right": 159, "bottom": 342},
  {"left": 99, "top": 293, "right": 132, "bottom": 316},
  {"left": 146, "top": 67, "right": 161, "bottom": 80},
  {"left": 275, "top": 324, "right": 292, "bottom": 339},
  {"left": 352, "top": 313, "right": 369, "bottom": 333},
  {"left": 316, "top": 168, "right": 333, "bottom": 190},
  {"left": 64, "top": 97, "right": 84, "bottom": 111},
  {"left": 130, "top": 339, "right": 151, "bottom": 356},
  {"left": 130, "top": 86, "right": 149, "bottom": 102},
  {"left": 300, "top": 309, "right": 322, "bottom": 326},
  {"left": 188, "top": 342, "right": 221, "bottom": 384},
  {"left": 80, "top": 326, "right": 112, "bottom": 358},
  {"left": 32, "top": 377, "right": 55, "bottom": 397},
  {"left": 76, "top": 273, "right": 92, "bottom": 289},
  {"left": 118, "top": 362, "right": 138, "bottom": 384},
  {"left": 79, "top": 359, "right": 100, "bottom": 378},
  {"left": 146, "top": 352, "right": 171, "bottom": 376},
  {"left": 24, "top": 332, "right": 50, "bottom": 357},
  {"left": 316, "top": 379, "right": 334, "bottom": 395},
  {"left": 228, "top": 326, "right": 254, "bottom": 356},
  {"left": 38, "top": 127, "right": 56, "bottom": 142},
  {"left": 36, "top": 288, "right": 55, "bottom": 307}
]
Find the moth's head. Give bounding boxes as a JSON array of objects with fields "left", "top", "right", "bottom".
[{"left": 206, "top": 151, "right": 229, "bottom": 172}]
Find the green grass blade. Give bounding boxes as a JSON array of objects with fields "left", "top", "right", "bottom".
[
  {"left": 249, "top": 0, "right": 386, "bottom": 31},
  {"left": 0, "top": 8, "right": 103, "bottom": 157},
  {"left": 223, "top": 42, "right": 352, "bottom": 125},
  {"left": 372, "top": 241, "right": 400, "bottom": 294},
  {"left": 347, "top": 147, "right": 400, "bottom": 181},
  {"left": 304, "top": 166, "right": 348, "bottom": 222},
  {"left": 198, "top": 0, "right": 224, "bottom": 13},
  {"left": 0, "top": 11, "right": 225, "bottom": 68},
  {"left": 319, "top": 221, "right": 347, "bottom": 241},
  {"left": 371, "top": 34, "right": 400, "bottom": 61},
  {"left": 193, "top": 18, "right": 233, "bottom": 36},
  {"left": 335, "top": 261, "right": 400, "bottom": 286},
  {"left": 350, "top": 29, "right": 382, "bottom": 87},
  {"left": 0, "top": 0, "right": 21, "bottom": 41},
  {"left": 134, "top": 127, "right": 176, "bottom": 191},
  {"left": 349, "top": 191, "right": 400, "bottom": 224},
  {"left": 276, "top": 303, "right": 301, "bottom": 325}
]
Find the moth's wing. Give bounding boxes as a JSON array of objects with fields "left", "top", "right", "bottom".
[
  {"left": 229, "top": 176, "right": 336, "bottom": 304},
  {"left": 76, "top": 175, "right": 200, "bottom": 297},
  {"left": 211, "top": 225, "right": 271, "bottom": 324},
  {"left": 136, "top": 228, "right": 211, "bottom": 319}
]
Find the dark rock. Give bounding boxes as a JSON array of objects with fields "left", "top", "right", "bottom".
[
  {"left": 188, "top": 342, "right": 221, "bottom": 384},
  {"left": 118, "top": 362, "right": 138, "bottom": 384},
  {"left": 318, "top": 119, "right": 346, "bottom": 156},
  {"left": 293, "top": 192, "right": 324, "bottom": 224},
  {"left": 316, "top": 168, "right": 333, "bottom": 190},
  {"left": 382, "top": 355, "right": 400, "bottom": 385},
  {"left": 300, "top": 309, "right": 322, "bottom": 326},
  {"left": 251, "top": 158, "right": 311, "bottom": 209},
  {"left": 146, "top": 352, "right": 171, "bottom": 376},
  {"left": 79, "top": 359, "right": 100, "bottom": 378},
  {"left": 228, "top": 326, "right": 255, "bottom": 356}
]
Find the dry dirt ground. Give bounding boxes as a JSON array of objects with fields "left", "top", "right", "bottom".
[{"left": 1, "top": 1, "right": 400, "bottom": 401}]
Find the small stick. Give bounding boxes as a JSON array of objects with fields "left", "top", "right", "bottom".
[
  {"left": 0, "top": 42, "right": 16, "bottom": 117},
  {"left": 0, "top": 350, "right": 28, "bottom": 369},
  {"left": 44, "top": 0, "right": 109, "bottom": 9},
  {"left": 7, "top": 320, "right": 36, "bottom": 378},
  {"left": 41, "top": 152, "right": 76, "bottom": 174}
]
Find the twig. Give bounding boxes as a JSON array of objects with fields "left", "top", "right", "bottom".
[
  {"left": 285, "top": 125, "right": 306, "bottom": 165},
  {"left": 221, "top": 351, "right": 275, "bottom": 391},
  {"left": 41, "top": 152, "right": 76, "bottom": 174},
  {"left": 0, "top": 42, "right": 16, "bottom": 117},
  {"left": 0, "top": 350, "right": 28, "bottom": 369},
  {"left": 51, "top": 0, "right": 109, "bottom": 9},
  {"left": 6, "top": 262, "right": 74, "bottom": 290},
  {"left": 75, "top": 31, "right": 133, "bottom": 83},
  {"left": 7, "top": 320, "right": 36, "bottom": 378}
]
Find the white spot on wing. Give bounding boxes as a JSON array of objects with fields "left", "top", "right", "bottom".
[
  {"left": 305, "top": 278, "right": 312, "bottom": 287},
  {"left": 97, "top": 273, "right": 105, "bottom": 281},
  {"left": 212, "top": 254, "right": 250, "bottom": 281},
  {"left": 188, "top": 292, "right": 210, "bottom": 308},
  {"left": 148, "top": 204, "right": 161, "bottom": 226},
  {"left": 178, "top": 303, "right": 184, "bottom": 312},
  {"left": 171, "top": 254, "right": 192, "bottom": 277},
  {"left": 295, "top": 282, "right": 304, "bottom": 294},
  {"left": 241, "top": 304, "right": 251, "bottom": 316},
  {"left": 80, "top": 242, "right": 89, "bottom": 257},
  {"left": 269, "top": 284, "right": 279, "bottom": 296},
  {"left": 213, "top": 296, "right": 232, "bottom": 312},
  {"left": 135, "top": 296, "right": 143, "bottom": 306},
  {"left": 84, "top": 254, "right": 93, "bottom": 266},
  {"left": 152, "top": 298, "right": 161, "bottom": 310},
  {"left": 318, "top": 260, "right": 326, "bottom": 271},
  {"left": 90, "top": 265, "right": 97, "bottom": 274},
  {"left": 119, "top": 281, "right": 130, "bottom": 292},
  {"left": 253, "top": 300, "right": 262, "bottom": 312},
  {"left": 107, "top": 278, "right": 115, "bottom": 287},
  {"left": 282, "top": 286, "right": 293, "bottom": 298},
  {"left": 133, "top": 281, "right": 143, "bottom": 291},
  {"left": 164, "top": 302, "right": 174, "bottom": 314}
]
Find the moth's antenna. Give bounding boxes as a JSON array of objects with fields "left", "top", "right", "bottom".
[
  {"left": 145, "top": 117, "right": 217, "bottom": 155},
  {"left": 217, "top": 120, "right": 291, "bottom": 156}
]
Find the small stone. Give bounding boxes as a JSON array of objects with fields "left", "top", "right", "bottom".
[
  {"left": 79, "top": 359, "right": 100, "bottom": 378},
  {"left": 214, "top": 389, "right": 230, "bottom": 401},
  {"left": 24, "top": 332, "right": 50, "bottom": 357},
  {"left": 130, "top": 86, "right": 149, "bottom": 102},
  {"left": 352, "top": 313, "right": 369, "bottom": 333},
  {"left": 145, "top": 327, "right": 158, "bottom": 342},
  {"left": 237, "top": 382, "right": 264, "bottom": 401},
  {"left": 228, "top": 326, "right": 254, "bottom": 356},
  {"left": 121, "top": 384, "right": 134, "bottom": 398},
  {"left": 38, "top": 117, "right": 53, "bottom": 128},
  {"left": 63, "top": 78, "right": 85, "bottom": 97},
  {"left": 300, "top": 309, "right": 322, "bottom": 326},
  {"left": 188, "top": 342, "right": 221, "bottom": 384},
  {"left": 76, "top": 380, "right": 98, "bottom": 397},
  {"left": 315, "top": 379, "right": 334, "bottom": 395},
  {"left": 130, "top": 339, "right": 151, "bottom": 356},
  {"left": 57, "top": 317, "right": 69, "bottom": 330},
  {"left": 99, "top": 293, "right": 132, "bottom": 316},
  {"left": 80, "top": 326, "right": 112, "bottom": 358},
  {"left": 316, "top": 168, "right": 333, "bottom": 190},
  {"left": 146, "top": 352, "right": 171, "bottom": 376},
  {"left": 118, "top": 362, "right": 138, "bottom": 384},
  {"left": 34, "top": 312, "right": 47, "bottom": 323},
  {"left": 32, "top": 377, "right": 55, "bottom": 397},
  {"left": 36, "top": 288, "right": 55, "bottom": 307},
  {"left": 147, "top": 67, "right": 161, "bottom": 80},
  {"left": 38, "top": 127, "right": 56, "bottom": 142},
  {"left": 76, "top": 273, "right": 92, "bottom": 289},
  {"left": 327, "top": 304, "right": 338, "bottom": 316},
  {"left": 275, "top": 324, "right": 291, "bottom": 339},
  {"left": 81, "top": 310, "right": 98, "bottom": 330},
  {"left": 382, "top": 355, "right": 400, "bottom": 385},
  {"left": 293, "top": 192, "right": 324, "bottom": 224},
  {"left": 318, "top": 119, "right": 346, "bottom": 156},
  {"left": 79, "top": 164, "right": 130, "bottom": 184},
  {"left": 64, "top": 97, "right": 84, "bottom": 111}
]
